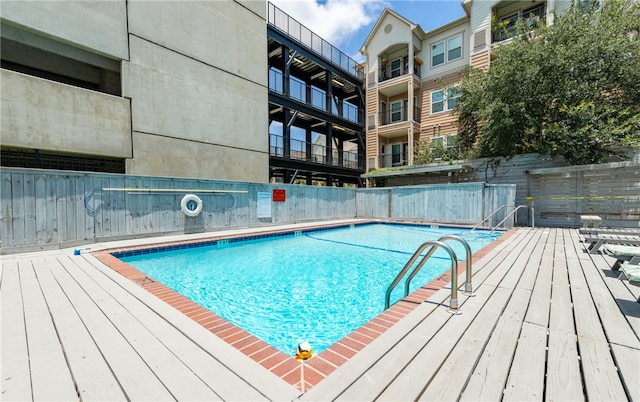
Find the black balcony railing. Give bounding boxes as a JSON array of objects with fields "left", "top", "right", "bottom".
[
  {"left": 492, "top": 4, "right": 545, "bottom": 43},
  {"left": 269, "top": 69, "right": 360, "bottom": 123},
  {"left": 378, "top": 64, "right": 421, "bottom": 83},
  {"left": 268, "top": 2, "right": 364, "bottom": 80},
  {"left": 379, "top": 151, "right": 409, "bottom": 168},
  {"left": 269, "top": 134, "right": 361, "bottom": 169},
  {"left": 379, "top": 105, "right": 421, "bottom": 126}
]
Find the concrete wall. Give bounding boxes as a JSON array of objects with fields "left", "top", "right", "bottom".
[
  {"left": 1, "top": 0, "right": 269, "bottom": 183},
  {"left": 1, "top": 70, "right": 132, "bottom": 158},
  {"left": 0, "top": 1, "right": 128, "bottom": 60}
]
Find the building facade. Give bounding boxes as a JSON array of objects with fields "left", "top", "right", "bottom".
[
  {"left": 360, "top": 0, "right": 572, "bottom": 173},
  {"left": 1, "top": 1, "right": 269, "bottom": 183}
]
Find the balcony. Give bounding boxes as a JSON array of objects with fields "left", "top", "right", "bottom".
[
  {"left": 379, "top": 150, "right": 409, "bottom": 168},
  {"left": 269, "top": 134, "right": 361, "bottom": 170},
  {"left": 379, "top": 105, "right": 421, "bottom": 126},
  {"left": 378, "top": 62, "right": 421, "bottom": 83},
  {"left": 492, "top": 3, "right": 546, "bottom": 43},
  {"left": 269, "top": 68, "right": 360, "bottom": 124}
]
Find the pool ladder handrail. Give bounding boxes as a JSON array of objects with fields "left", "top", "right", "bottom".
[
  {"left": 384, "top": 236, "right": 473, "bottom": 314},
  {"left": 490, "top": 205, "right": 535, "bottom": 233},
  {"left": 404, "top": 235, "right": 475, "bottom": 299},
  {"left": 471, "top": 204, "right": 513, "bottom": 231}
]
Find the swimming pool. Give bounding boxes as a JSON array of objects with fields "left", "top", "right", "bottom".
[{"left": 117, "top": 223, "right": 501, "bottom": 356}]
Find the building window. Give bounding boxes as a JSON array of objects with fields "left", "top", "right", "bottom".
[
  {"left": 431, "top": 42, "right": 445, "bottom": 66},
  {"left": 390, "top": 59, "right": 402, "bottom": 78},
  {"left": 448, "top": 35, "right": 462, "bottom": 61},
  {"left": 431, "top": 91, "right": 444, "bottom": 113},
  {"left": 431, "top": 86, "right": 460, "bottom": 114},
  {"left": 431, "top": 33, "right": 463, "bottom": 67},
  {"left": 390, "top": 101, "right": 403, "bottom": 122}
]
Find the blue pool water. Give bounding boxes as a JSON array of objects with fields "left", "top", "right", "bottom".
[{"left": 119, "top": 223, "right": 501, "bottom": 356}]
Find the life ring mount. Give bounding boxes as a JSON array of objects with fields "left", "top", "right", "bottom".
[{"left": 180, "top": 194, "right": 203, "bottom": 217}]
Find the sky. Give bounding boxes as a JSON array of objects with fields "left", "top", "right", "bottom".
[{"left": 269, "top": 0, "right": 467, "bottom": 62}]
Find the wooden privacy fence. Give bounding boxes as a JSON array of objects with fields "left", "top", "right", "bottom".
[
  {"left": 527, "top": 161, "right": 640, "bottom": 228},
  {"left": 1, "top": 168, "right": 516, "bottom": 253},
  {"left": 356, "top": 183, "right": 517, "bottom": 226}
]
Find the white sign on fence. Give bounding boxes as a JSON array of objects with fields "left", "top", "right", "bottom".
[{"left": 257, "top": 192, "right": 272, "bottom": 218}]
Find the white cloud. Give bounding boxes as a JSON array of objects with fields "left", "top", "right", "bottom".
[{"left": 270, "top": 0, "right": 385, "bottom": 47}]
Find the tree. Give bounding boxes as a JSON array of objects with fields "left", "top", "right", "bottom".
[{"left": 456, "top": 0, "right": 640, "bottom": 165}]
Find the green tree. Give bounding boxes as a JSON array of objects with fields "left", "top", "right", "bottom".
[{"left": 456, "top": 0, "right": 640, "bottom": 164}]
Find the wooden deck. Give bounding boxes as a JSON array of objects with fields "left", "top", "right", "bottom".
[{"left": 2, "top": 227, "right": 639, "bottom": 401}]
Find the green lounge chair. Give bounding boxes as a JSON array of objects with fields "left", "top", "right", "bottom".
[
  {"left": 618, "top": 263, "right": 640, "bottom": 302},
  {"left": 602, "top": 244, "right": 640, "bottom": 270}
]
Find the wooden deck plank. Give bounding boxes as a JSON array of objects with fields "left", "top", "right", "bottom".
[
  {"left": 610, "top": 343, "right": 640, "bottom": 401},
  {"left": 523, "top": 228, "right": 556, "bottom": 327},
  {"left": 567, "top": 230, "right": 640, "bottom": 350},
  {"left": 422, "top": 287, "right": 529, "bottom": 401},
  {"left": 47, "top": 255, "right": 177, "bottom": 401},
  {"left": 424, "top": 230, "right": 547, "bottom": 401},
  {"left": 578, "top": 336, "right": 628, "bottom": 401},
  {"left": 335, "top": 300, "right": 468, "bottom": 401},
  {"left": 458, "top": 288, "right": 531, "bottom": 401},
  {"left": 546, "top": 330, "right": 583, "bottom": 401},
  {"left": 0, "top": 260, "right": 32, "bottom": 402},
  {"left": 589, "top": 253, "right": 640, "bottom": 336},
  {"left": 459, "top": 229, "right": 550, "bottom": 402},
  {"left": 502, "top": 322, "right": 548, "bottom": 401},
  {"left": 54, "top": 255, "right": 224, "bottom": 401},
  {"left": 66, "top": 254, "right": 272, "bottom": 401},
  {"left": 33, "top": 258, "right": 128, "bottom": 401},
  {"left": 549, "top": 232, "right": 575, "bottom": 333},
  {"left": 546, "top": 230, "right": 583, "bottom": 400},
  {"left": 81, "top": 253, "right": 301, "bottom": 401},
  {"left": 18, "top": 260, "right": 79, "bottom": 401},
  {"left": 375, "top": 287, "right": 510, "bottom": 401}
]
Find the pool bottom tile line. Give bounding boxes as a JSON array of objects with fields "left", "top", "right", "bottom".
[{"left": 93, "top": 225, "right": 515, "bottom": 392}]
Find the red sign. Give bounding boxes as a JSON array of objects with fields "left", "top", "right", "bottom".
[{"left": 272, "top": 189, "right": 286, "bottom": 202}]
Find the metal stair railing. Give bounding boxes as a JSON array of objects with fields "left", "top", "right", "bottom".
[
  {"left": 404, "top": 235, "right": 475, "bottom": 298},
  {"left": 471, "top": 204, "right": 512, "bottom": 231},
  {"left": 490, "top": 205, "right": 535, "bottom": 233},
  {"left": 384, "top": 240, "right": 463, "bottom": 315}
]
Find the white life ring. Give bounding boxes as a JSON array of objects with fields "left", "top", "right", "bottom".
[{"left": 180, "top": 194, "right": 203, "bottom": 217}]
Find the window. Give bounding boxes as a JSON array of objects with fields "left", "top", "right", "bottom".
[
  {"left": 432, "top": 41, "right": 445, "bottom": 66},
  {"left": 391, "top": 143, "right": 408, "bottom": 166},
  {"left": 390, "top": 59, "right": 402, "bottom": 78},
  {"left": 380, "top": 101, "right": 387, "bottom": 124},
  {"left": 448, "top": 35, "right": 462, "bottom": 61},
  {"left": 446, "top": 87, "right": 461, "bottom": 110},
  {"left": 390, "top": 101, "right": 403, "bottom": 122},
  {"left": 431, "top": 86, "right": 460, "bottom": 114},
  {"left": 431, "top": 91, "right": 444, "bottom": 113},
  {"left": 431, "top": 33, "right": 463, "bottom": 67}
]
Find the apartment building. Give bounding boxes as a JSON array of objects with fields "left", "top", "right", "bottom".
[
  {"left": 1, "top": 1, "right": 269, "bottom": 183},
  {"left": 361, "top": 0, "right": 572, "bottom": 172}
]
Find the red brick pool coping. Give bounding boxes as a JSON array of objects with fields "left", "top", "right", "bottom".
[{"left": 93, "top": 224, "right": 517, "bottom": 392}]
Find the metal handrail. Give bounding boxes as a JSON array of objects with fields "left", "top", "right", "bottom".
[
  {"left": 471, "top": 204, "right": 513, "bottom": 230},
  {"left": 441, "top": 235, "right": 474, "bottom": 296},
  {"left": 490, "top": 205, "right": 535, "bottom": 233},
  {"left": 384, "top": 241, "right": 462, "bottom": 314}
]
